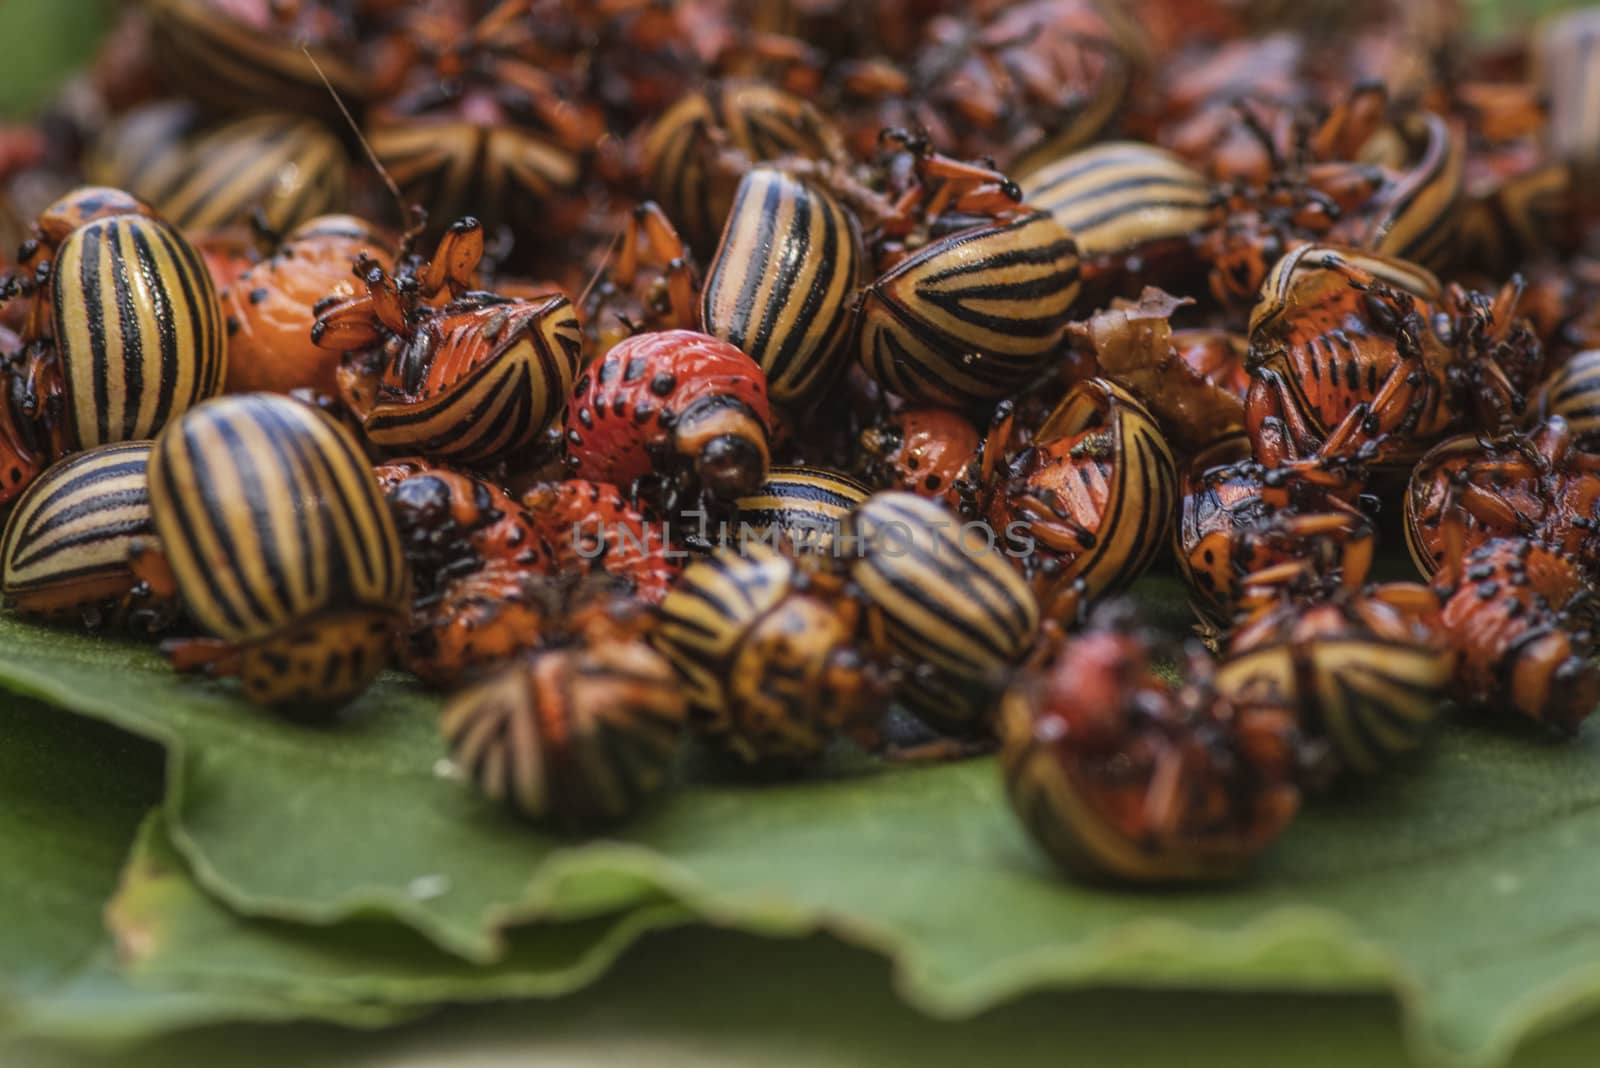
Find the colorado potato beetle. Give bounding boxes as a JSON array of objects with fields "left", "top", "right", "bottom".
[
  {"left": 563, "top": 329, "right": 772, "bottom": 503},
  {"left": 313, "top": 219, "right": 584, "bottom": 465},
  {"left": 1432, "top": 532, "right": 1600, "bottom": 732},
  {"left": 999, "top": 606, "right": 1301, "bottom": 883},
  {"left": 1176, "top": 432, "right": 1375, "bottom": 630},
  {"left": 701, "top": 168, "right": 864, "bottom": 406},
  {"left": 1218, "top": 583, "right": 1452, "bottom": 777},
  {"left": 732, "top": 464, "right": 871, "bottom": 553},
  {"left": 441, "top": 616, "right": 688, "bottom": 831},
  {"left": 1018, "top": 142, "right": 1210, "bottom": 300},
  {"left": 640, "top": 79, "right": 843, "bottom": 253},
  {"left": 845, "top": 491, "right": 1039, "bottom": 734},
  {"left": 143, "top": 0, "right": 372, "bottom": 121},
  {"left": 0, "top": 442, "right": 175, "bottom": 631},
  {"left": 1246, "top": 245, "right": 1540, "bottom": 467},
  {"left": 90, "top": 110, "right": 348, "bottom": 237},
  {"left": 1539, "top": 349, "right": 1600, "bottom": 448},
  {"left": 1405, "top": 419, "right": 1600, "bottom": 581},
  {"left": 653, "top": 544, "right": 882, "bottom": 766},
  {"left": 131, "top": 393, "right": 410, "bottom": 713},
  {"left": 855, "top": 209, "right": 1081, "bottom": 405},
  {"left": 978, "top": 379, "right": 1178, "bottom": 621},
  {"left": 221, "top": 215, "right": 395, "bottom": 397}
]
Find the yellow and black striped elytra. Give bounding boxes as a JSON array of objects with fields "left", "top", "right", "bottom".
[
  {"left": 855, "top": 211, "right": 1080, "bottom": 405},
  {"left": 1217, "top": 608, "right": 1452, "bottom": 776},
  {"left": 143, "top": 393, "right": 409, "bottom": 710},
  {"left": 1247, "top": 244, "right": 1441, "bottom": 341},
  {"left": 1541, "top": 349, "right": 1600, "bottom": 448},
  {"left": 1018, "top": 142, "right": 1211, "bottom": 262},
  {"left": 652, "top": 545, "right": 875, "bottom": 765},
  {"left": 98, "top": 112, "right": 348, "bottom": 236},
  {"left": 0, "top": 442, "right": 170, "bottom": 627},
  {"left": 51, "top": 213, "right": 227, "bottom": 451},
  {"left": 845, "top": 492, "right": 1039, "bottom": 732},
  {"left": 439, "top": 639, "right": 688, "bottom": 831},
  {"left": 701, "top": 169, "right": 863, "bottom": 406},
  {"left": 641, "top": 81, "right": 839, "bottom": 252},
  {"left": 365, "top": 118, "right": 582, "bottom": 239},
  {"left": 733, "top": 465, "right": 871, "bottom": 553},
  {"left": 363, "top": 295, "right": 584, "bottom": 465},
  {"left": 144, "top": 0, "right": 371, "bottom": 122},
  {"left": 1031, "top": 378, "right": 1179, "bottom": 605},
  {"left": 1356, "top": 113, "right": 1465, "bottom": 272}
]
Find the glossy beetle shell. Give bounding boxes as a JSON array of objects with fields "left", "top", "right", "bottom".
[
  {"left": 732, "top": 465, "right": 871, "bottom": 553},
  {"left": 1541, "top": 349, "right": 1600, "bottom": 448},
  {"left": 855, "top": 211, "right": 1080, "bottom": 404},
  {"left": 146, "top": 393, "right": 409, "bottom": 708},
  {"left": 1019, "top": 142, "right": 1211, "bottom": 263},
  {"left": 1009, "top": 378, "right": 1178, "bottom": 610},
  {"left": 0, "top": 442, "right": 171, "bottom": 628},
  {"left": 440, "top": 639, "right": 688, "bottom": 830},
  {"left": 364, "top": 295, "right": 583, "bottom": 465},
  {"left": 51, "top": 213, "right": 227, "bottom": 450},
  {"left": 641, "top": 81, "right": 840, "bottom": 252},
  {"left": 144, "top": 0, "right": 372, "bottom": 121},
  {"left": 702, "top": 169, "right": 863, "bottom": 406},
  {"left": 846, "top": 491, "right": 1039, "bottom": 732},
  {"left": 94, "top": 111, "right": 347, "bottom": 236},
  {"left": 1218, "top": 589, "right": 1452, "bottom": 775},
  {"left": 653, "top": 544, "right": 875, "bottom": 765}
]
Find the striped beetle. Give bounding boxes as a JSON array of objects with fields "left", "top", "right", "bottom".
[
  {"left": 1404, "top": 418, "right": 1600, "bottom": 583},
  {"left": 0, "top": 188, "right": 227, "bottom": 505},
  {"left": 0, "top": 442, "right": 176, "bottom": 631},
  {"left": 1246, "top": 245, "right": 1543, "bottom": 468},
  {"left": 130, "top": 393, "right": 410, "bottom": 713},
  {"left": 640, "top": 80, "right": 843, "bottom": 254},
  {"left": 998, "top": 605, "right": 1301, "bottom": 883},
  {"left": 1539, "top": 349, "right": 1600, "bottom": 449},
  {"left": 313, "top": 219, "right": 584, "bottom": 465},
  {"left": 732, "top": 464, "right": 871, "bottom": 554},
  {"left": 851, "top": 150, "right": 1088, "bottom": 409},
  {"left": 144, "top": 0, "right": 372, "bottom": 122},
  {"left": 441, "top": 602, "right": 688, "bottom": 830},
  {"left": 653, "top": 544, "right": 883, "bottom": 767},
  {"left": 90, "top": 109, "right": 348, "bottom": 237},
  {"left": 845, "top": 491, "right": 1038, "bottom": 734},
  {"left": 1019, "top": 142, "right": 1211, "bottom": 301},
  {"left": 977, "top": 379, "right": 1177, "bottom": 622},
  {"left": 1218, "top": 583, "right": 1452, "bottom": 777},
  {"left": 701, "top": 169, "right": 864, "bottom": 406}
]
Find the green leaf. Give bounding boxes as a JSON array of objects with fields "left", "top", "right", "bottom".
[
  {"left": 106, "top": 810, "right": 688, "bottom": 1011},
  {"left": 0, "top": 617, "right": 658, "bottom": 961},
  {"left": 4, "top": 581, "right": 1600, "bottom": 1066},
  {"left": 0, "top": 0, "right": 115, "bottom": 119},
  {"left": 0, "top": 698, "right": 402, "bottom": 1042}
]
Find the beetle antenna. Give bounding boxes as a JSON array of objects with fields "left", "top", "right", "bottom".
[
  {"left": 577, "top": 226, "right": 622, "bottom": 311},
  {"left": 303, "top": 46, "right": 410, "bottom": 230}
]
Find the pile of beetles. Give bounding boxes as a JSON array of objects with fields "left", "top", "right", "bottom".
[{"left": 3, "top": 0, "right": 1600, "bottom": 885}]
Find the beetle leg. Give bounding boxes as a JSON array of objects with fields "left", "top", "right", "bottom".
[
  {"left": 419, "top": 217, "right": 485, "bottom": 298},
  {"left": 160, "top": 636, "right": 243, "bottom": 679},
  {"left": 311, "top": 295, "right": 388, "bottom": 350}
]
